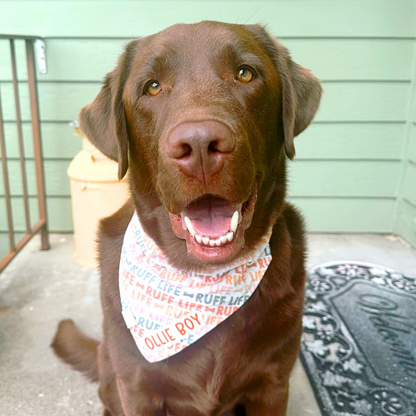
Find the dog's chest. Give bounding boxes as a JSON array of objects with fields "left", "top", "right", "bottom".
[{"left": 160, "top": 339, "right": 271, "bottom": 416}]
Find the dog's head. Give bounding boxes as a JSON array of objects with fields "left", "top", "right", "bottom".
[{"left": 80, "top": 21, "right": 321, "bottom": 270}]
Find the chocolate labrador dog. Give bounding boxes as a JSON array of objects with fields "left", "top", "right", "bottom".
[{"left": 52, "top": 21, "right": 321, "bottom": 416}]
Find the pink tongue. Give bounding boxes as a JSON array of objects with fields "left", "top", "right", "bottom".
[
  {"left": 191, "top": 215, "right": 231, "bottom": 237},
  {"left": 186, "top": 196, "right": 234, "bottom": 237}
]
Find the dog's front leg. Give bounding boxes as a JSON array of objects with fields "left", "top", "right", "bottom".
[
  {"left": 116, "top": 376, "right": 165, "bottom": 416},
  {"left": 244, "top": 382, "right": 289, "bottom": 416}
]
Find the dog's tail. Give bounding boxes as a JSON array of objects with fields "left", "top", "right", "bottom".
[{"left": 51, "top": 319, "right": 99, "bottom": 382}]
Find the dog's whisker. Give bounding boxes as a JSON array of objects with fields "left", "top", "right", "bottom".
[{"left": 244, "top": 6, "right": 263, "bottom": 24}]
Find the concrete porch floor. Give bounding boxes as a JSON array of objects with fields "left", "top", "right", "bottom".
[{"left": 0, "top": 233, "right": 415, "bottom": 415}]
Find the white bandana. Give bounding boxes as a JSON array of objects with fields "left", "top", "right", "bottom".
[{"left": 119, "top": 212, "right": 272, "bottom": 363}]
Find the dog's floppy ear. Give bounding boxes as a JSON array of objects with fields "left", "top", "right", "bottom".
[
  {"left": 272, "top": 39, "right": 322, "bottom": 159},
  {"left": 247, "top": 25, "right": 322, "bottom": 159},
  {"left": 79, "top": 41, "right": 138, "bottom": 179}
]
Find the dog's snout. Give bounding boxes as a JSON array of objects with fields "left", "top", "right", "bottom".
[{"left": 167, "top": 120, "right": 235, "bottom": 182}]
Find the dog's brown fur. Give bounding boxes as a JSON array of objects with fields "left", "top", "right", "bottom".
[{"left": 52, "top": 21, "right": 321, "bottom": 416}]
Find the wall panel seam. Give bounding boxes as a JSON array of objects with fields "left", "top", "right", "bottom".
[{"left": 393, "top": 35, "right": 416, "bottom": 233}]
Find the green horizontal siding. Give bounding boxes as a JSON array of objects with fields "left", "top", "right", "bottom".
[
  {"left": 0, "top": 82, "right": 98, "bottom": 122},
  {"left": 316, "top": 82, "right": 410, "bottom": 122},
  {"left": 0, "top": 38, "right": 122, "bottom": 82},
  {"left": 395, "top": 199, "right": 416, "bottom": 246},
  {"left": 0, "top": 196, "right": 73, "bottom": 232},
  {"left": 409, "top": 125, "right": 416, "bottom": 163},
  {"left": 2, "top": 1, "right": 416, "bottom": 38},
  {"left": 0, "top": 81, "right": 411, "bottom": 122},
  {"left": 2, "top": 122, "right": 82, "bottom": 159},
  {"left": 402, "top": 162, "right": 416, "bottom": 207},
  {"left": 284, "top": 39, "right": 415, "bottom": 81},
  {"left": 288, "top": 161, "right": 401, "bottom": 198},
  {"left": 0, "top": 160, "right": 71, "bottom": 196},
  {"left": 8, "top": 196, "right": 394, "bottom": 235},
  {"left": 2, "top": 121, "right": 407, "bottom": 161},
  {"left": 2, "top": 38, "right": 415, "bottom": 82},
  {"left": 289, "top": 198, "right": 396, "bottom": 233},
  {"left": 393, "top": 37, "right": 416, "bottom": 247},
  {"left": 0, "top": 159, "right": 401, "bottom": 199},
  {"left": 0, "top": 0, "right": 415, "bottom": 240},
  {"left": 296, "top": 123, "right": 406, "bottom": 160}
]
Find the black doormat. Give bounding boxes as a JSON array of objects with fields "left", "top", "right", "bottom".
[{"left": 300, "top": 262, "right": 416, "bottom": 416}]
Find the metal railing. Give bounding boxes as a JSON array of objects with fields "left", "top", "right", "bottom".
[{"left": 0, "top": 35, "right": 49, "bottom": 272}]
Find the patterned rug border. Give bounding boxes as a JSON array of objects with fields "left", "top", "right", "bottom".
[{"left": 300, "top": 261, "right": 416, "bottom": 416}]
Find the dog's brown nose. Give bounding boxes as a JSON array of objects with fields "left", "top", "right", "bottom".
[{"left": 167, "top": 120, "right": 235, "bottom": 182}]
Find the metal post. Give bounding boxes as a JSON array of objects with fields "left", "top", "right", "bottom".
[
  {"left": 25, "top": 39, "right": 49, "bottom": 250},
  {"left": 0, "top": 67, "right": 15, "bottom": 252},
  {"left": 10, "top": 39, "right": 31, "bottom": 233}
]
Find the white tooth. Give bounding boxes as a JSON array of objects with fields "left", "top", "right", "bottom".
[
  {"left": 215, "top": 239, "right": 221, "bottom": 247},
  {"left": 209, "top": 240, "right": 216, "bottom": 247},
  {"left": 184, "top": 216, "right": 196, "bottom": 237},
  {"left": 220, "top": 236, "right": 227, "bottom": 244},
  {"left": 195, "top": 234, "right": 202, "bottom": 244},
  {"left": 226, "top": 232, "right": 234, "bottom": 242},
  {"left": 231, "top": 211, "right": 239, "bottom": 233},
  {"left": 202, "top": 237, "right": 209, "bottom": 245}
]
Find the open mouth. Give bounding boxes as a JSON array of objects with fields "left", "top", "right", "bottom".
[{"left": 169, "top": 189, "right": 257, "bottom": 263}]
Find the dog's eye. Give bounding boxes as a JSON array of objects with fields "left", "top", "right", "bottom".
[
  {"left": 146, "top": 81, "right": 162, "bottom": 96},
  {"left": 236, "top": 67, "right": 254, "bottom": 83}
]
